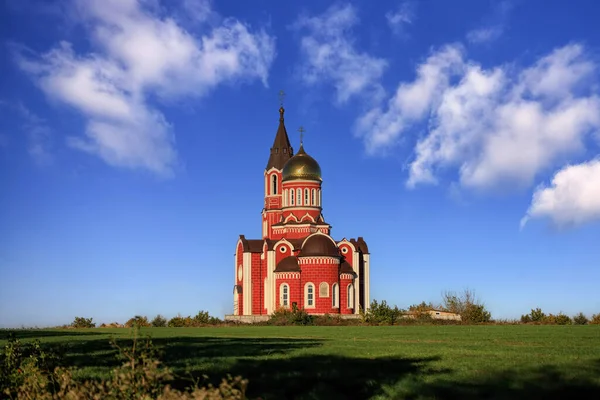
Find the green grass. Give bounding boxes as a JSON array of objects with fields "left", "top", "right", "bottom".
[{"left": 2, "top": 325, "right": 600, "bottom": 399}]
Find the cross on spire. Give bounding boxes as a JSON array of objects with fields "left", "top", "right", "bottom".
[
  {"left": 298, "top": 126, "right": 305, "bottom": 145},
  {"left": 278, "top": 90, "right": 286, "bottom": 107}
]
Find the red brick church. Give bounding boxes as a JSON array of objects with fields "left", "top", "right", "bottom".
[{"left": 229, "top": 105, "right": 370, "bottom": 319}]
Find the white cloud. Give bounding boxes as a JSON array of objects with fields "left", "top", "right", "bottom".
[
  {"left": 293, "top": 4, "right": 387, "bottom": 104},
  {"left": 466, "top": 27, "right": 503, "bottom": 44},
  {"left": 356, "top": 43, "right": 600, "bottom": 191},
  {"left": 466, "top": 1, "right": 512, "bottom": 44},
  {"left": 15, "top": 104, "right": 54, "bottom": 165},
  {"left": 355, "top": 44, "right": 464, "bottom": 155},
  {"left": 521, "top": 159, "right": 600, "bottom": 228},
  {"left": 385, "top": 2, "right": 415, "bottom": 37},
  {"left": 16, "top": 0, "right": 275, "bottom": 176},
  {"left": 0, "top": 101, "right": 52, "bottom": 164}
]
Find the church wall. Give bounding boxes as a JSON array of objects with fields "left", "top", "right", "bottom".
[
  {"left": 274, "top": 242, "right": 293, "bottom": 264},
  {"left": 300, "top": 260, "right": 340, "bottom": 314},
  {"left": 275, "top": 275, "right": 301, "bottom": 310},
  {"left": 236, "top": 243, "right": 244, "bottom": 315},
  {"left": 340, "top": 277, "right": 354, "bottom": 314},
  {"left": 251, "top": 253, "right": 264, "bottom": 315}
]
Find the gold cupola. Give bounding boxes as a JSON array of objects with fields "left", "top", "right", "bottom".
[{"left": 281, "top": 143, "right": 322, "bottom": 182}]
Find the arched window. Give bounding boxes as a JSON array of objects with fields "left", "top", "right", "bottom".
[
  {"left": 297, "top": 189, "right": 302, "bottom": 206},
  {"left": 305, "top": 189, "right": 309, "bottom": 205},
  {"left": 319, "top": 282, "right": 329, "bottom": 298},
  {"left": 271, "top": 175, "right": 278, "bottom": 195},
  {"left": 305, "top": 283, "right": 315, "bottom": 308},
  {"left": 318, "top": 189, "right": 322, "bottom": 206},
  {"left": 311, "top": 189, "right": 316, "bottom": 205},
  {"left": 290, "top": 189, "right": 295, "bottom": 206},
  {"left": 347, "top": 283, "right": 354, "bottom": 309},
  {"left": 280, "top": 283, "right": 289, "bottom": 307},
  {"left": 332, "top": 283, "right": 339, "bottom": 308}
]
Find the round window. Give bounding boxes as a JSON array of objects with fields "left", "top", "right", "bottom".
[
  {"left": 280, "top": 246, "right": 287, "bottom": 253},
  {"left": 341, "top": 247, "right": 348, "bottom": 254}
]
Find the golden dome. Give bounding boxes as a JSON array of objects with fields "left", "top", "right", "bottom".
[{"left": 282, "top": 144, "right": 322, "bottom": 182}]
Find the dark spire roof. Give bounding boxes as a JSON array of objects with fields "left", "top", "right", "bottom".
[{"left": 266, "top": 107, "right": 294, "bottom": 170}]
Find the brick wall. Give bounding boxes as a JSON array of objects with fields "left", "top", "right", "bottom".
[
  {"left": 300, "top": 260, "right": 341, "bottom": 314},
  {"left": 251, "top": 253, "right": 264, "bottom": 314}
]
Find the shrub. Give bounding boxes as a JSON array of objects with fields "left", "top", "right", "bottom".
[
  {"left": 70, "top": 316, "right": 95, "bottom": 328},
  {"left": 462, "top": 304, "right": 492, "bottom": 323},
  {"left": 522, "top": 308, "right": 546, "bottom": 324},
  {"left": 590, "top": 313, "right": 600, "bottom": 325},
  {"left": 441, "top": 289, "right": 492, "bottom": 323},
  {"left": 573, "top": 313, "right": 588, "bottom": 325},
  {"left": 268, "top": 304, "right": 313, "bottom": 326},
  {"left": 193, "top": 310, "right": 222, "bottom": 326},
  {"left": 151, "top": 314, "right": 168, "bottom": 327},
  {"left": 0, "top": 333, "right": 65, "bottom": 397},
  {"left": 554, "top": 313, "right": 572, "bottom": 325},
  {"left": 365, "top": 300, "right": 403, "bottom": 325},
  {"left": 125, "top": 315, "right": 151, "bottom": 328},
  {"left": 168, "top": 315, "right": 192, "bottom": 328},
  {"left": 4, "top": 331, "right": 248, "bottom": 399}
]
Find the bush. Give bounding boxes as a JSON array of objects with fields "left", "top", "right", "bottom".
[
  {"left": 365, "top": 300, "right": 403, "bottom": 325},
  {"left": 125, "top": 315, "right": 151, "bottom": 328},
  {"left": 168, "top": 314, "right": 192, "bottom": 328},
  {"left": 462, "top": 304, "right": 492, "bottom": 323},
  {"left": 193, "top": 310, "right": 222, "bottom": 326},
  {"left": 70, "top": 316, "right": 95, "bottom": 328},
  {"left": 0, "top": 333, "right": 65, "bottom": 397},
  {"left": 151, "top": 314, "right": 168, "bottom": 327},
  {"left": 521, "top": 308, "right": 546, "bottom": 324},
  {"left": 554, "top": 313, "right": 572, "bottom": 325},
  {"left": 3, "top": 331, "right": 248, "bottom": 399},
  {"left": 441, "top": 289, "right": 492, "bottom": 323},
  {"left": 573, "top": 313, "right": 588, "bottom": 325},
  {"left": 268, "top": 304, "right": 313, "bottom": 326},
  {"left": 590, "top": 313, "right": 600, "bottom": 325}
]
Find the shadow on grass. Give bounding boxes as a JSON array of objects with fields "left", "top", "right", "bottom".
[
  {"left": 0, "top": 329, "right": 108, "bottom": 340},
  {"left": 58, "top": 336, "right": 325, "bottom": 370},
  {"left": 397, "top": 359, "right": 600, "bottom": 400},
  {"left": 5, "top": 331, "right": 600, "bottom": 399}
]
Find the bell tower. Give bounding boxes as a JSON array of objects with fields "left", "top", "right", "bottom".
[{"left": 262, "top": 94, "right": 293, "bottom": 239}]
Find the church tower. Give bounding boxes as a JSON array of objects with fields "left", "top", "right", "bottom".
[
  {"left": 230, "top": 100, "right": 370, "bottom": 320},
  {"left": 262, "top": 107, "right": 293, "bottom": 239}
]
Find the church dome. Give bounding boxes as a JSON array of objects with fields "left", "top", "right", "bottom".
[
  {"left": 299, "top": 234, "right": 339, "bottom": 257},
  {"left": 282, "top": 144, "right": 322, "bottom": 182}
]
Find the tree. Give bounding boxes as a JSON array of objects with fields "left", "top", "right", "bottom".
[
  {"left": 71, "top": 317, "right": 95, "bottom": 328},
  {"left": 124, "top": 315, "right": 150, "bottom": 328},
  {"left": 150, "top": 315, "right": 167, "bottom": 327},
  {"left": 441, "top": 289, "right": 491, "bottom": 323},
  {"left": 573, "top": 313, "right": 588, "bottom": 325},
  {"left": 365, "top": 300, "right": 403, "bottom": 325}
]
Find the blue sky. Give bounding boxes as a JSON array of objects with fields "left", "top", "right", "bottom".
[{"left": 1, "top": 0, "right": 599, "bottom": 328}]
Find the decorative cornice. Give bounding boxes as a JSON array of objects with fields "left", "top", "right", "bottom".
[
  {"left": 274, "top": 272, "right": 301, "bottom": 279},
  {"left": 298, "top": 256, "right": 340, "bottom": 265}
]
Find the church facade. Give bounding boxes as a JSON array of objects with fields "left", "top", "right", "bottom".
[{"left": 231, "top": 106, "right": 370, "bottom": 317}]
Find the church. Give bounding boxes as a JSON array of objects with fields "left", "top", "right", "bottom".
[{"left": 229, "top": 104, "right": 370, "bottom": 319}]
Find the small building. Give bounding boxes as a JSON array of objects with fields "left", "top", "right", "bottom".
[
  {"left": 226, "top": 105, "right": 371, "bottom": 321},
  {"left": 405, "top": 310, "right": 462, "bottom": 321}
]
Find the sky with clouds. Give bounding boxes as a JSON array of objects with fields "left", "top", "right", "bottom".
[{"left": 1, "top": 0, "right": 599, "bottom": 327}]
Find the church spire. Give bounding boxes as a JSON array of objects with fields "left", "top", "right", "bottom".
[{"left": 266, "top": 96, "right": 293, "bottom": 170}]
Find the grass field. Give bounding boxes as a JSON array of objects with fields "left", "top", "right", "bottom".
[{"left": 2, "top": 325, "right": 600, "bottom": 399}]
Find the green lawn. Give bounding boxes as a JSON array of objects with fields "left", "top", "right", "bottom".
[{"left": 2, "top": 325, "right": 600, "bottom": 399}]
